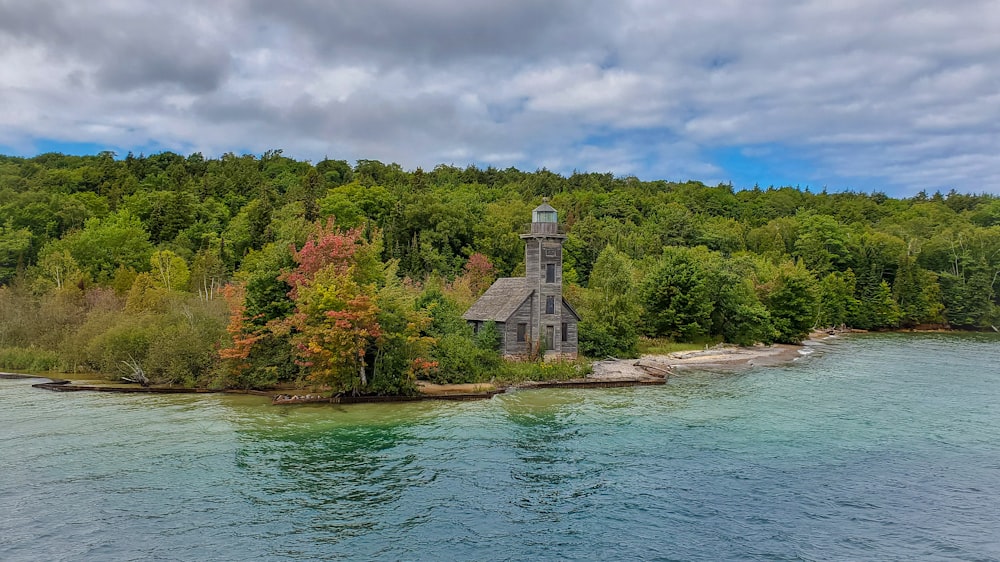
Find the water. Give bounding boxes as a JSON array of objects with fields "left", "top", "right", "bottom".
[{"left": 2, "top": 333, "right": 999, "bottom": 561}]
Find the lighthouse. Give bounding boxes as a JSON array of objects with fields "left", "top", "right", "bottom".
[{"left": 462, "top": 199, "right": 579, "bottom": 359}]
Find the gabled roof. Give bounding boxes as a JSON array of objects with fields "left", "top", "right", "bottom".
[
  {"left": 462, "top": 277, "right": 532, "bottom": 322},
  {"left": 561, "top": 297, "right": 581, "bottom": 321}
]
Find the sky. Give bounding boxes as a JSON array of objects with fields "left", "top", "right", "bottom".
[{"left": 1, "top": 1, "right": 999, "bottom": 197}]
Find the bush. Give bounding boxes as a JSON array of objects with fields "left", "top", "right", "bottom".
[
  {"left": 637, "top": 337, "right": 709, "bottom": 355},
  {"left": 474, "top": 321, "right": 501, "bottom": 352},
  {"left": 63, "top": 296, "right": 227, "bottom": 385},
  {"left": 145, "top": 308, "right": 225, "bottom": 386},
  {"left": 496, "top": 359, "right": 590, "bottom": 383},
  {"left": 0, "top": 347, "right": 63, "bottom": 372},
  {"left": 79, "top": 312, "right": 154, "bottom": 376},
  {"left": 579, "top": 321, "right": 638, "bottom": 358},
  {"left": 429, "top": 333, "right": 501, "bottom": 384}
]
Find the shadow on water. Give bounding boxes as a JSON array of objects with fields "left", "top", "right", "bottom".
[
  {"left": 495, "top": 390, "right": 619, "bottom": 527},
  {"left": 228, "top": 402, "right": 441, "bottom": 549}
]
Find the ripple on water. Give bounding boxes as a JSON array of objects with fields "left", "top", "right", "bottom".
[{"left": 2, "top": 333, "right": 999, "bottom": 560}]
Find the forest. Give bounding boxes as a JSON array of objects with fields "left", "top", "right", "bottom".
[{"left": 1, "top": 150, "right": 998, "bottom": 394}]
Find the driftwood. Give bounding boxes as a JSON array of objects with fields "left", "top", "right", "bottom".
[
  {"left": 635, "top": 362, "right": 672, "bottom": 379},
  {"left": 120, "top": 355, "right": 150, "bottom": 387}
]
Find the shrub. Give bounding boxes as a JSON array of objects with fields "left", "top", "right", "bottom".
[
  {"left": 496, "top": 359, "right": 590, "bottom": 383},
  {"left": 62, "top": 296, "right": 227, "bottom": 385},
  {"left": 429, "top": 333, "right": 501, "bottom": 384},
  {"left": 0, "top": 347, "right": 63, "bottom": 372}
]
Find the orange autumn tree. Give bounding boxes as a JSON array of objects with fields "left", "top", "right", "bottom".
[
  {"left": 282, "top": 220, "right": 364, "bottom": 299},
  {"left": 220, "top": 283, "right": 256, "bottom": 362},
  {"left": 218, "top": 282, "right": 264, "bottom": 387},
  {"left": 462, "top": 252, "right": 496, "bottom": 296},
  {"left": 284, "top": 266, "right": 382, "bottom": 393},
  {"left": 279, "top": 220, "right": 384, "bottom": 394}
]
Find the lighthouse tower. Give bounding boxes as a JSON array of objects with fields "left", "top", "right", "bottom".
[{"left": 521, "top": 198, "right": 568, "bottom": 356}]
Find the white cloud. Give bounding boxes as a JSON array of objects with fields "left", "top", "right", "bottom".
[{"left": 0, "top": 0, "right": 999, "bottom": 194}]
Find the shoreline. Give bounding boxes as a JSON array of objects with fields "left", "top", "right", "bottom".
[
  {"left": 589, "top": 341, "right": 814, "bottom": 381},
  {"left": 589, "top": 328, "right": 854, "bottom": 380},
  {"left": 4, "top": 336, "right": 826, "bottom": 404}
]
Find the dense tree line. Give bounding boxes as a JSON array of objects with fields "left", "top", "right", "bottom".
[{"left": 1, "top": 151, "right": 997, "bottom": 390}]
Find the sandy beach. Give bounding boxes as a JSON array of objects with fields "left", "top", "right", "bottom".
[{"left": 590, "top": 338, "right": 826, "bottom": 381}]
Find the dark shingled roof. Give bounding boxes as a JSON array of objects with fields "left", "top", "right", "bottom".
[{"left": 462, "top": 277, "right": 532, "bottom": 322}]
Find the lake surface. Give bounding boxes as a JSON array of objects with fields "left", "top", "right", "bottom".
[{"left": 2, "top": 333, "right": 999, "bottom": 561}]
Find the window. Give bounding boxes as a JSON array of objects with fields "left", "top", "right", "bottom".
[
  {"left": 546, "top": 263, "right": 555, "bottom": 283},
  {"left": 545, "top": 295, "right": 555, "bottom": 314},
  {"left": 561, "top": 322, "right": 568, "bottom": 342},
  {"left": 545, "top": 325, "right": 554, "bottom": 350},
  {"left": 516, "top": 323, "right": 527, "bottom": 342}
]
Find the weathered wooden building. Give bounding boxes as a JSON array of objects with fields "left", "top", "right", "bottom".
[{"left": 463, "top": 200, "right": 580, "bottom": 359}]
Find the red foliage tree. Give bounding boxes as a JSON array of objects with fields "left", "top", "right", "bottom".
[
  {"left": 282, "top": 219, "right": 363, "bottom": 299},
  {"left": 461, "top": 252, "right": 496, "bottom": 296}
]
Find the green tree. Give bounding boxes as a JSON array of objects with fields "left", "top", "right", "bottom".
[
  {"left": 0, "top": 222, "right": 32, "bottom": 284},
  {"left": 579, "top": 245, "right": 640, "bottom": 357},
  {"left": 640, "top": 246, "right": 714, "bottom": 341},
  {"left": 817, "top": 270, "right": 858, "bottom": 328},
  {"left": 37, "top": 244, "right": 83, "bottom": 290},
  {"left": 709, "top": 257, "right": 775, "bottom": 346},
  {"left": 189, "top": 242, "right": 228, "bottom": 300},
  {"left": 764, "top": 261, "right": 819, "bottom": 343},
  {"left": 939, "top": 263, "right": 996, "bottom": 328},
  {"left": 793, "top": 214, "right": 849, "bottom": 275},
  {"left": 893, "top": 254, "right": 944, "bottom": 327},
  {"left": 61, "top": 210, "right": 153, "bottom": 281},
  {"left": 149, "top": 249, "right": 190, "bottom": 292}
]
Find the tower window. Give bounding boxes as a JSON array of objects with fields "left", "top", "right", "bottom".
[
  {"left": 546, "top": 295, "right": 555, "bottom": 314},
  {"left": 546, "top": 263, "right": 555, "bottom": 283},
  {"left": 533, "top": 210, "right": 557, "bottom": 223}
]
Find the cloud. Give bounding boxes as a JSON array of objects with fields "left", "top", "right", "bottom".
[
  {"left": 0, "top": 1, "right": 233, "bottom": 93},
  {"left": 1, "top": 0, "right": 999, "bottom": 195},
  {"left": 237, "top": 0, "right": 608, "bottom": 66}
]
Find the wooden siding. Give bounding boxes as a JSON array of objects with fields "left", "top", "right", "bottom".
[
  {"left": 502, "top": 294, "right": 534, "bottom": 357},
  {"left": 559, "top": 305, "right": 579, "bottom": 356}
]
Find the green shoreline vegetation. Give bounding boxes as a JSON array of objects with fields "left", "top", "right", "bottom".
[{"left": 1, "top": 151, "right": 998, "bottom": 395}]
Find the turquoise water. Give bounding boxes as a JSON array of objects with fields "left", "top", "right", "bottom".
[{"left": 2, "top": 333, "right": 999, "bottom": 561}]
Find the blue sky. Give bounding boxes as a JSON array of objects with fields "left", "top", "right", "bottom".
[{"left": 2, "top": 1, "right": 999, "bottom": 196}]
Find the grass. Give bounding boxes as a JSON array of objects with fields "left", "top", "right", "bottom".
[
  {"left": 493, "top": 359, "right": 592, "bottom": 384},
  {"left": 637, "top": 336, "right": 721, "bottom": 356},
  {"left": 0, "top": 346, "right": 63, "bottom": 373}
]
